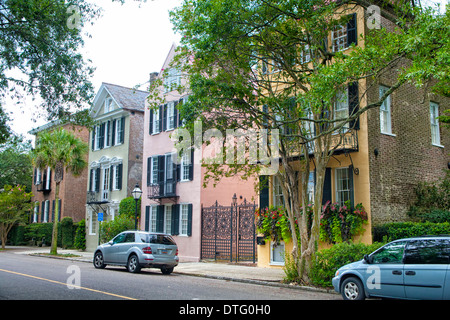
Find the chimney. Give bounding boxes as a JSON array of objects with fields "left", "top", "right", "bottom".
[{"left": 149, "top": 72, "right": 158, "bottom": 86}]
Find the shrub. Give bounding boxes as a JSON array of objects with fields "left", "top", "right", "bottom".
[
  {"left": 99, "top": 214, "right": 134, "bottom": 244},
  {"left": 60, "top": 217, "right": 74, "bottom": 249},
  {"left": 255, "top": 206, "right": 292, "bottom": 243},
  {"left": 119, "top": 197, "right": 141, "bottom": 218},
  {"left": 74, "top": 219, "right": 86, "bottom": 250},
  {"left": 310, "top": 242, "right": 384, "bottom": 287},
  {"left": 373, "top": 221, "right": 450, "bottom": 242}
]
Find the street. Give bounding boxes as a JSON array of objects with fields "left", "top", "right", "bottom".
[{"left": 0, "top": 251, "right": 338, "bottom": 301}]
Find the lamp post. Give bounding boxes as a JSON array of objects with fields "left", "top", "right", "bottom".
[{"left": 132, "top": 183, "right": 142, "bottom": 230}]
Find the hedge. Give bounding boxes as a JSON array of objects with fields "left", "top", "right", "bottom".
[
  {"left": 7, "top": 219, "right": 79, "bottom": 248},
  {"left": 373, "top": 221, "right": 450, "bottom": 242}
]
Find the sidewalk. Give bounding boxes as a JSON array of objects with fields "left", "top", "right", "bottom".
[{"left": 5, "top": 246, "right": 331, "bottom": 293}]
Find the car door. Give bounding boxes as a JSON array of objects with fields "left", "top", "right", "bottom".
[
  {"left": 114, "top": 232, "right": 136, "bottom": 264},
  {"left": 366, "top": 240, "right": 408, "bottom": 299},
  {"left": 403, "top": 239, "right": 449, "bottom": 300},
  {"left": 104, "top": 233, "right": 126, "bottom": 263}
]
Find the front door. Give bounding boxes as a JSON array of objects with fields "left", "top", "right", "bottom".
[{"left": 367, "top": 240, "right": 408, "bottom": 299}]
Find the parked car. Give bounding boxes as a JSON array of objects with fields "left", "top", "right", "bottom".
[
  {"left": 332, "top": 236, "right": 450, "bottom": 300},
  {"left": 93, "top": 231, "right": 179, "bottom": 274}
]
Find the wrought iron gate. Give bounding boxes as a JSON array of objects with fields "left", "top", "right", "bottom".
[{"left": 201, "top": 198, "right": 257, "bottom": 263}]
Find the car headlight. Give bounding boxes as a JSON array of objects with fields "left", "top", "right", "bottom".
[{"left": 335, "top": 270, "right": 340, "bottom": 277}]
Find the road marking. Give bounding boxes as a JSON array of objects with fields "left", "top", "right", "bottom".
[{"left": 0, "top": 268, "right": 137, "bottom": 300}]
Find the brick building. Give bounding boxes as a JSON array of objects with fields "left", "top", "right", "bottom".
[{"left": 30, "top": 122, "right": 89, "bottom": 224}]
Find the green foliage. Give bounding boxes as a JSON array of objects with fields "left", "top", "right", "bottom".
[
  {"left": 119, "top": 197, "right": 141, "bottom": 219},
  {"left": 310, "top": 242, "right": 384, "bottom": 288},
  {"left": 255, "top": 206, "right": 292, "bottom": 243},
  {"left": 99, "top": 214, "right": 134, "bottom": 244},
  {"left": 60, "top": 217, "right": 74, "bottom": 249},
  {"left": 74, "top": 219, "right": 86, "bottom": 250},
  {"left": 23, "top": 223, "right": 54, "bottom": 246},
  {"left": 373, "top": 221, "right": 450, "bottom": 243},
  {"left": 408, "top": 170, "right": 450, "bottom": 222},
  {"left": 0, "top": 185, "right": 33, "bottom": 248},
  {"left": 320, "top": 201, "right": 368, "bottom": 244}
]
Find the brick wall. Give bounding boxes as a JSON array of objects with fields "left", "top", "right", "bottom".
[
  {"left": 127, "top": 110, "right": 144, "bottom": 195},
  {"left": 366, "top": 64, "right": 449, "bottom": 226}
]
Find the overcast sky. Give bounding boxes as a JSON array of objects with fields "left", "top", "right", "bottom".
[{"left": 6, "top": 0, "right": 182, "bottom": 140}]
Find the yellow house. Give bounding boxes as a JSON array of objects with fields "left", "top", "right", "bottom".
[{"left": 257, "top": 3, "right": 449, "bottom": 268}]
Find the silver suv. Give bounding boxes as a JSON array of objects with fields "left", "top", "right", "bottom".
[{"left": 93, "top": 231, "right": 179, "bottom": 274}]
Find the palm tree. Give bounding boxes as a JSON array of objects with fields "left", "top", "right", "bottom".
[{"left": 31, "top": 128, "right": 88, "bottom": 255}]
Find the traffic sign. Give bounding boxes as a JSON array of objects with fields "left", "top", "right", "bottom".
[{"left": 98, "top": 212, "right": 103, "bottom": 222}]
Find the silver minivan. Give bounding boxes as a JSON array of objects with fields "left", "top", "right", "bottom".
[
  {"left": 93, "top": 231, "right": 179, "bottom": 274},
  {"left": 333, "top": 236, "right": 450, "bottom": 300}
]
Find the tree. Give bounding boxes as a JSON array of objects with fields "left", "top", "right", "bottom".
[
  {"left": 0, "top": 134, "right": 33, "bottom": 191},
  {"left": 0, "top": 185, "right": 33, "bottom": 249},
  {"left": 167, "top": 0, "right": 449, "bottom": 284},
  {"left": 31, "top": 128, "right": 88, "bottom": 255}
]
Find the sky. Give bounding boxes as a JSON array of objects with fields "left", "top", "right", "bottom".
[{"left": 5, "top": 0, "right": 182, "bottom": 141}]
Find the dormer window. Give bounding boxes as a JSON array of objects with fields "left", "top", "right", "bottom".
[{"left": 104, "top": 97, "right": 113, "bottom": 113}]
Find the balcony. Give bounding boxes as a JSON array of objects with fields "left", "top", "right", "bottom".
[
  {"left": 86, "top": 191, "right": 110, "bottom": 205},
  {"left": 147, "top": 181, "right": 178, "bottom": 201},
  {"left": 330, "top": 129, "right": 358, "bottom": 154}
]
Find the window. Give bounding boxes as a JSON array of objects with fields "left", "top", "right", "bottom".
[
  {"left": 167, "top": 102, "right": 175, "bottom": 131},
  {"left": 95, "top": 125, "right": 102, "bottom": 150},
  {"left": 332, "top": 13, "right": 357, "bottom": 52},
  {"left": 430, "top": 102, "right": 441, "bottom": 146},
  {"left": 181, "top": 152, "right": 191, "bottom": 181},
  {"left": 164, "top": 205, "right": 172, "bottom": 234},
  {"left": 379, "top": 85, "right": 392, "bottom": 135},
  {"left": 89, "top": 210, "right": 97, "bottom": 235},
  {"left": 335, "top": 167, "right": 351, "bottom": 206},
  {"left": 334, "top": 88, "right": 349, "bottom": 129},
  {"left": 164, "top": 68, "right": 181, "bottom": 93},
  {"left": 270, "top": 242, "right": 285, "bottom": 265},
  {"left": 33, "top": 202, "right": 39, "bottom": 223},
  {"left": 307, "top": 171, "right": 315, "bottom": 204},
  {"left": 180, "top": 204, "right": 189, "bottom": 236},
  {"left": 300, "top": 44, "right": 311, "bottom": 64},
  {"left": 165, "top": 154, "right": 174, "bottom": 194},
  {"left": 149, "top": 206, "right": 158, "bottom": 233},
  {"left": 404, "top": 239, "right": 450, "bottom": 264},
  {"left": 43, "top": 200, "right": 49, "bottom": 223},
  {"left": 273, "top": 176, "right": 285, "bottom": 207},
  {"left": 151, "top": 157, "right": 158, "bottom": 184},
  {"left": 104, "top": 121, "right": 111, "bottom": 148},
  {"left": 104, "top": 97, "right": 113, "bottom": 113},
  {"left": 102, "top": 167, "right": 110, "bottom": 201},
  {"left": 153, "top": 108, "right": 160, "bottom": 134},
  {"left": 371, "top": 241, "right": 407, "bottom": 264},
  {"left": 115, "top": 118, "right": 124, "bottom": 145},
  {"left": 111, "top": 164, "right": 122, "bottom": 190}
]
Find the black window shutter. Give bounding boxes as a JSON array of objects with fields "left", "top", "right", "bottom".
[
  {"left": 89, "top": 169, "right": 93, "bottom": 192},
  {"left": 188, "top": 148, "right": 194, "bottom": 181},
  {"left": 99, "top": 123, "right": 105, "bottom": 149},
  {"left": 147, "top": 157, "right": 152, "bottom": 186},
  {"left": 33, "top": 168, "right": 37, "bottom": 185},
  {"left": 111, "top": 120, "right": 116, "bottom": 145},
  {"left": 110, "top": 166, "right": 114, "bottom": 191},
  {"left": 259, "top": 175, "right": 269, "bottom": 209},
  {"left": 348, "top": 166, "right": 355, "bottom": 209},
  {"left": 187, "top": 204, "right": 193, "bottom": 236},
  {"left": 41, "top": 202, "right": 45, "bottom": 222},
  {"left": 347, "top": 13, "right": 357, "bottom": 47},
  {"left": 174, "top": 101, "right": 179, "bottom": 129},
  {"left": 91, "top": 127, "right": 96, "bottom": 150},
  {"left": 52, "top": 200, "right": 55, "bottom": 222},
  {"left": 120, "top": 117, "right": 125, "bottom": 143},
  {"left": 178, "top": 98, "right": 184, "bottom": 127},
  {"left": 158, "top": 105, "right": 163, "bottom": 132},
  {"left": 171, "top": 204, "right": 180, "bottom": 235},
  {"left": 117, "top": 164, "right": 123, "bottom": 190},
  {"left": 95, "top": 168, "right": 101, "bottom": 192},
  {"left": 106, "top": 120, "right": 111, "bottom": 146},
  {"left": 348, "top": 82, "right": 360, "bottom": 130},
  {"left": 158, "top": 155, "right": 165, "bottom": 196},
  {"left": 322, "top": 168, "right": 332, "bottom": 205},
  {"left": 163, "top": 104, "right": 167, "bottom": 131},
  {"left": 58, "top": 199, "right": 62, "bottom": 222},
  {"left": 156, "top": 205, "right": 164, "bottom": 233},
  {"left": 145, "top": 206, "right": 150, "bottom": 232},
  {"left": 149, "top": 109, "right": 153, "bottom": 135}
]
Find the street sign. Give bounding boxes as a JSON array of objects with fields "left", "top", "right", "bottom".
[{"left": 98, "top": 212, "right": 103, "bottom": 222}]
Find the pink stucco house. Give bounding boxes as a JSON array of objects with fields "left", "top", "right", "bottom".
[{"left": 140, "top": 44, "right": 256, "bottom": 262}]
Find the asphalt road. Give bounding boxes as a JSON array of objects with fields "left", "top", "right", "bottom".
[{"left": 0, "top": 251, "right": 339, "bottom": 301}]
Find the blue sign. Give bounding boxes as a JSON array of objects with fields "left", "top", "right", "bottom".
[{"left": 98, "top": 212, "right": 103, "bottom": 222}]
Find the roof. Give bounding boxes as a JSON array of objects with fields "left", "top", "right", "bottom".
[{"left": 101, "top": 83, "right": 148, "bottom": 112}]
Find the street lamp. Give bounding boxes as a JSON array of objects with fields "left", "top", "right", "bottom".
[{"left": 132, "top": 183, "right": 142, "bottom": 230}]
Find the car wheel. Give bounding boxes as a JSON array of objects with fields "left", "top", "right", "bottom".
[
  {"left": 93, "top": 251, "right": 106, "bottom": 269},
  {"left": 161, "top": 266, "right": 174, "bottom": 275},
  {"left": 127, "top": 254, "right": 141, "bottom": 273},
  {"left": 341, "top": 277, "right": 365, "bottom": 300}
]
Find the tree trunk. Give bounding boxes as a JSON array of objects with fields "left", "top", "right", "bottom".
[{"left": 50, "top": 182, "right": 60, "bottom": 255}]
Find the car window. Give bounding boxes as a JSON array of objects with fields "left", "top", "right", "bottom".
[
  {"left": 404, "top": 239, "right": 450, "bottom": 264},
  {"left": 113, "top": 233, "right": 126, "bottom": 244},
  {"left": 139, "top": 233, "right": 176, "bottom": 245},
  {"left": 371, "top": 241, "right": 407, "bottom": 264},
  {"left": 124, "top": 233, "right": 135, "bottom": 243}
]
